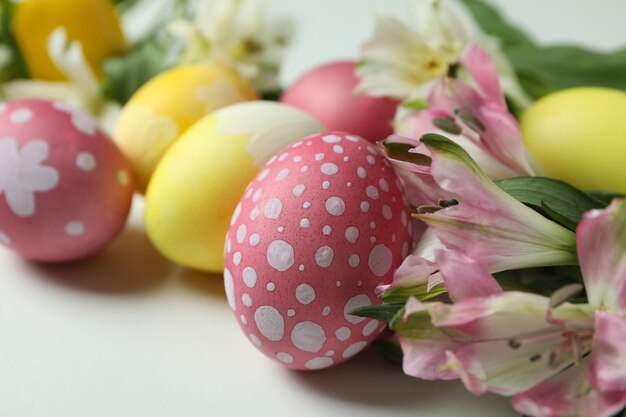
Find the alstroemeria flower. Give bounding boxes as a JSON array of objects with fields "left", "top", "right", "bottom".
[
  {"left": 392, "top": 44, "right": 541, "bottom": 180},
  {"left": 381, "top": 133, "right": 575, "bottom": 302},
  {"left": 396, "top": 199, "right": 626, "bottom": 417},
  {"left": 0, "top": 138, "right": 60, "bottom": 217},
  {"left": 417, "top": 134, "right": 577, "bottom": 271},
  {"left": 355, "top": 0, "right": 468, "bottom": 100},
  {"left": 1, "top": 28, "right": 120, "bottom": 134},
  {"left": 379, "top": 228, "right": 446, "bottom": 303},
  {"left": 356, "top": 0, "right": 530, "bottom": 106},
  {"left": 169, "top": 0, "right": 294, "bottom": 93},
  {"left": 381, "top": 134, "right": 576, "bottom": 302}
]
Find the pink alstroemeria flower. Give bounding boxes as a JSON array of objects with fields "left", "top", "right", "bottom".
[
  {"left": 417, "top": 134, "right": 577, "bottom": 271},
  {"left": 396, "top": 199, "right": 626, "bottom": 417},
  {"left": 380, "top": 134, "right": 576, "bottom": 302},
  {"left": 391, "top": 44, "right": 541, "bottom": 181}
]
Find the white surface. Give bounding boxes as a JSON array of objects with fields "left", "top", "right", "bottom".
[
  {"left": 2, "top": 2, "right": 626, "bottom": 417},
  {"left": 0, "top": 197, "right": 515, "bottom": 417}
]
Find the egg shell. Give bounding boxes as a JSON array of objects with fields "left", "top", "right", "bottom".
[
  {"left": 114, "top": 64, "right": 258, "bottom": 192},
  {"left": 12, "top": 0, "right": 128, "bottom": 80},
  {"left": 0, "top": 100, "right": 134, "bottom": 262},
  {"left": 224, "top": 131, "right": 412, "bottom": 370},
  {"left": 522, "top": 87, "right": 626, "bottom": 193},
  {"left": 281, "top": 61, "right": 399, "bottom": 143},
  {"left": 145, "top": 101, "right": 325, "bottom": 273}
]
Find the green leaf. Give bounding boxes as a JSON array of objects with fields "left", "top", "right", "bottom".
[
  {"left": 101, "top": 39, "right": 170, "bottom": 104},
  {"left": 509, "top": 46, "right": 626, "bottom": 99},
  {"left": 461, "top": 0, "right": 626, "bottom": 100},
  {"left": 371, "top": 340, "right": 403, "bottom": 366},
  {"left": 495, "top": 266, "right": 584, "bottom": 296},
  {"left": 459, "top": 0, "right": 535, "bottom": 50},
  {"left": 587, "top": 191, "right": 626, "bottom": 206},
  {"left": 0, "top": 0, "right": 29, "bottom": 82},
  {"left": 380, "top": 285, "right": 446, "bottom": 304},
  {"left": 350, "top": 304, "right": 404, "bottom": 323},
  {"left": 261, "top": 88, "right": 282, "bottom": 102},
  {"left": 113, "top": 0, "right": 142, "bottom": 13},
  {"left": 541, "top": 201, "right": 578, "bottom": 231},
  {"left": 496, "top": 176, "right": 606, "bottom": 230}
]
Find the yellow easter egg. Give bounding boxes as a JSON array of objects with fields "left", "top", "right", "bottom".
[
  {"left": 522, "top": 87, "right": 626, "bottom": 193},
  {"left": 144, "top": 101, "right": 325, "bottom": 273},
  {"left": 114, "top": 64, "right": 258, "bottom": 192},
  {"left": 12, "top": 0, "right": 128, "bottom": 80}
]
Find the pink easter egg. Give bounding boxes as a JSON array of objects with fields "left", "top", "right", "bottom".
[
  {"left": 281, "top": 61, "right": 399, "bottom": 143},
  {"left": 0, "top": 99, "right": 134, "bottom": 262},
  {"left": 224, "top": 131, "right": 412, "bottom": 370}
]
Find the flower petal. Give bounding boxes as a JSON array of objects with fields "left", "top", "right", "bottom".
[
  {"left": 446, "top": 332, "right": 572, "bottom": 396},
  {"left": 418, "top": 134, "right": 577, "bottom": 272},
  {"left": 380, "top": 254, "right": 441, "bottom": 303},
  {"left": 460, "top": 44, "right": 505, "bottom": 107},
  {"left": 436, "top": 249, "right": 502, "bottom": 302},
  {"left": 427, "top": 292, "right": 558, "bottom": 340},
  {"left": 393, "top": 101, "right": 526, "bottom": 180},
  {"left": 513, "top": 358, "right": 626, "bottom": 417},
  {"left": 393, "top": 44, "right": 538, "bottom": 180},
  {"left": 400, "top": 335, "right": 459, "bottom": 381},
  {"left": 420, "top": 291, "right": 582, "bottom": 396},
  {"left": 577, "top": 199, "right": 626, "bottom": 313},
  {"left": 356, "top": 13, "right": 451, "bottom": 100},
  {"left": 588, "top": 311, "right": 626, "bottom": 392},
  {"left": 395, "top": 298, "right": 461, "bottom": 380}
]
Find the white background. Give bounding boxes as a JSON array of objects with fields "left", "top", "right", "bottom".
[{"left": 2, "top": 1, "right": 626, "bottom": 417}]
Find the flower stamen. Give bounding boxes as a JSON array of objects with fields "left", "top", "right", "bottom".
[{"left": 438, "top": 198, "right": 459, "bottom": 208}]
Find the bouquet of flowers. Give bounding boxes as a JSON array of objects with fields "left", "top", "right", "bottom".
[{"left": 350, "top": 2, "right": 626, "bottom": 416}]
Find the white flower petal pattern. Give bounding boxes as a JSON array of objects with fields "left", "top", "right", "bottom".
[
  {"left": 0, "top": 138, "right": 60, "bottom": 217},
  {"left": 53, "top": 102, "right": 98, "bottom": 136}
]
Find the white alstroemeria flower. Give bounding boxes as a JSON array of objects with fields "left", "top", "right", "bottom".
[
  {"left": 0, "top": 28, "right": 121, "bottom": 134},
  {"left": 0, "top": 138, "right": 59, "bottom": 218},
  {"left": 169, "top": 0, "right": 294, "bottom": 92},
  {"left": 357, "top": 0, "right": 531, "bottom": 107}
]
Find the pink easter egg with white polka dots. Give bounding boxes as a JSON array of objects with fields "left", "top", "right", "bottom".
[
  {"left": 224, "top": 131, "right": 412, "bottom": 370},
  {"left": 0, "top": 99, "right": 134, "bottom": 262}
]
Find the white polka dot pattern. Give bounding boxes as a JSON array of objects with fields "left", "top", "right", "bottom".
[{"left": 224, "top": 132, "right": 412, "bottom": 371}]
